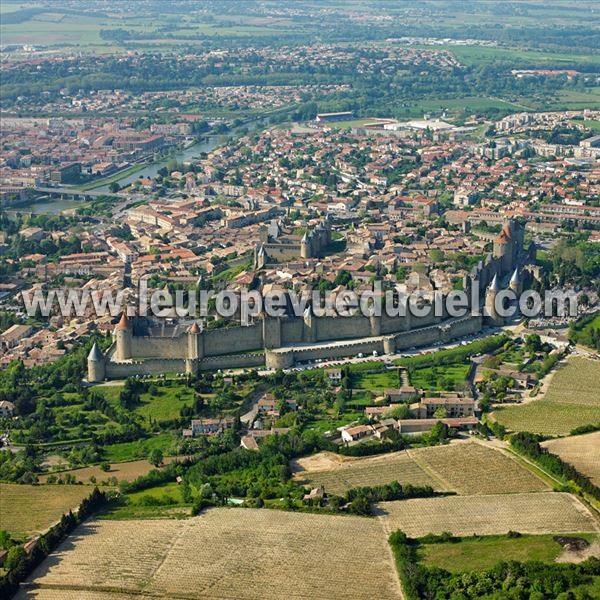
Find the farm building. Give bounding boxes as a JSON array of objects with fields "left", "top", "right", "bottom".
[
  {"left": 396, "top": 416, "right": 478, "bottom": 435},
  {"left": 385, "top": 386, "right": 419, "bottom": 403},
  {"left": 341, "top": 424, "right": 373, "bottom": 443}
]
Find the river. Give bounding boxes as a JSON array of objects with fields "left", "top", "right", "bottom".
[
  {"left": 15, "top": 115, "right": 273, "bottom": 214},
  {"left": 93, "top": 116, "right": 271, "bottom": 193}
]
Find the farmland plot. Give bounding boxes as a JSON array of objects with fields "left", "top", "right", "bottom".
[
  {"left": 542, "top": 358, "right": 600, "bottom": 406},
  {"left": 293, "top": 441, "right": 547, "bottom": 496},
  {"left": 15, "top": 592, "right": 146, "bottom": 600},
  {"left": 293, "top": 450, "right": 440, "bottom": 494},
  {"left": 0, "top": 484, "right": 94, "bottom": 538},
  {"left": 18, "top": 519, "right": 187, "bottom": 595},
  {"left": 376, "top": 492, "right": 599, "bottom": 538},
  {"left": 38, "top": 456, "right": 183, "bottom": 484},
  {"left": 18, "top": 509, "right": 401, "bottom": 600},
  {"left": 493, "top": 357, "right": 600, "bottom": 435},
  {"left": 542, "top": 432, "right": 600, "bottom": 486},
  {"left": 408, "top": 441, "right": 549, "bottom": 495}
]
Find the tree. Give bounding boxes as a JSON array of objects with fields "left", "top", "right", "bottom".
[
  {"left": 429, "top": 421, "right": 449, "bottom": 443},
  {"left": 348, "top": 494, "right": 371, "bottom": 516},
  {"left": 0, "top": 529, "right": 14, "bottom": 550},
  {"left": 334, "top": 269, "right": 352, "bottom": 286},
  {"left": 148, "top": 448, "right": 164, "bottom": 467},
  {"left": 109, "top": 182, "right": 120, "bottom": 193},
  {"left": 384, "top": 404, "right": 410, "bottom": 420},
  {"left": 524, "top": 333, "right": 542, "bottom": 354},
  {"left": 433, "top": 407, "right": 447, "bottom": 419},
  {"left": 4, "top": 545, "right": 26, "bottom": 570}
]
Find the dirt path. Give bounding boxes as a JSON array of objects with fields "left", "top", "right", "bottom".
[{"left": 376, "top": 516, "right": 405, "bottom": 600}]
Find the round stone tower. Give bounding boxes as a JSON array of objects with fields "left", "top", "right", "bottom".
[
  {"left": 300, "top": 232, "right": 311, "bottom": 259},
  {"left": 484, "top": 274, "right": 503, "bottom": 326},
  {"left": 509, "top": 267, "right": 522, "bottom": 296},
  {"left": 87, "top": 342, "right": 105, "bottom": 382},
  {"left": 114, "top": 312, "right": 132, "bottom": 360},
  {"left": 187, "top": 321, "right": 204, "bottom": 362}
]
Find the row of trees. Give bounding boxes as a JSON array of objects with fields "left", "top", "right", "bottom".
[{"left": 511, "top": 432, "right": 600, "bottom": 501}]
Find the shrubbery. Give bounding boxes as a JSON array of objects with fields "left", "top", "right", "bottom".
[{"left": 388, "top": 529, "right": 600, "bottom": 600}]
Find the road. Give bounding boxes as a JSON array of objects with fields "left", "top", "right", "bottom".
[{"left": 240, "top": 382, "right": 270, "bottom": 425}]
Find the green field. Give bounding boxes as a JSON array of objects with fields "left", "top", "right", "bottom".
[
  {"left": 408, "top": 363, "right": 471, "bottom": 391},
  {"left": 570, "top": 312, "right": 600, "bottom": 349},
  {"left": 355, "top": 370, "right": 400, "bottom": 392},
  {"left": 493, "top": 402, "right": 600, "bottom": 436},
  {"left": 98, "top": 504, "right": 192, "bottom": 521},
  {"left": 390, "top": 96, "right": 528, "bottom": 120},
  {"left": 572, "top": 119, "right": 600, "bottom": 133},
  {"left": 303, "top": 412, "right": 363, "bottom": 436},
  {"left": 96, "top": 382, "right": 195, "bottom": 422},
  {"left": 547, "top": 88, "right": 600, "bottom": 111},
  {"left": 449, "top": 45, "right": 600, "bottom": 68},
  {"left": 136, "top": 387, "right": 195, "bottom": 421},
  {"left": 352, "top": 362, "right": 471, "bottom": 393},
  {"left": 492, "top": 357, "right": 600, "bottom": 435},
  {"left": 127, "top": 482, "right": 184, "bottom": 504},
  {"left": 421, "top": 533, "right": 599, "bottom": 573},
  {"left": 0, "top": 5, "right": 298, "bottom": 48},
  {"left": 102, "top": 433, "right": 178, "bottom": 463},
  {"left": 0, "top": 13, "right": 107, "bottom": 46}
]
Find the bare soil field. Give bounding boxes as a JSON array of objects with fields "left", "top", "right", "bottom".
[
  {"left": 408, "top": 441, "right": 549, "bottom": 495},
  {"left": 0, "top": 484, "right": 94, "bottom": 539},
  {"left": 38, "top": 456, "right": 182, "bottom": 484},
  {"left": 292, "top": 449, "right": 439, "bottom": 494},
  {"left": 542, "top": 432, "right": 600, "bottom": 486},
  {"left": 17, "top": 509, "right": 401, "bottom": 600},
  {"left": 376, "top": 492, "right": 599, "bottom": 538}
]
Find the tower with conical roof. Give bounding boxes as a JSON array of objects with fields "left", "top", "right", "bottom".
[
  {"left": 187, "top": 321, "right": 204, "bottom": 361},
  {"left": 484, "top": 274, "right": 503, "bottom": 326},
  {"left": 87, "top": 342, "right": 105, "bottom": 382},
  {"left": 300, "top": 231, "right": 311, "bottom": 259},
  {"left": 186, "top": 322, "right": 203, "bottom": 375},
  {"left": 303, "top": 305, "right": 317, "bottom": 343},
  {"left": 254, "top": 244, "right": 266, "bottom": 269},
  {"left": 114, "top": 312, "right": 132, "bottom": 360},
  {"left": 509, "top": 267, "right": 522, "bottom": 296}
]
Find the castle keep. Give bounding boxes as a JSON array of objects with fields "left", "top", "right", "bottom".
[
  {"left": 253, "top": 217, "right": 332, "bottom": 269},
  {"left": 88, "top": 219, "right": 528, "bottom": 382}
]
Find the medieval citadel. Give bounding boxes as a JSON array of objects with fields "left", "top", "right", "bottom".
[
  {"left": 253, "top": 217, "right": 332, "bottom": 269},
  {"left": 88, "top": 219, "right": 530, "bottom": 382}
]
